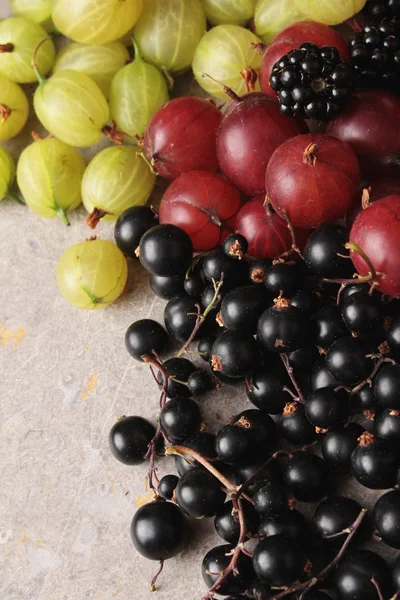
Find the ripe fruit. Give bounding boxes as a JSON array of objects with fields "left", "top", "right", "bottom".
[
  {"left": 312, "top": 306, "right": 348, "bottom": 350},
  {"left": 341, "top": 292, "right": 383, "bottom": 336},
  {"left": 280, "top": 402, "right": 318, "bottom": 446},
  {"left": 305, "top": 388, "right": 351, "bottom": 430},
  {"left": 257, "top": 300, "right": 308, "bottom": 354},
  {"left": 374, "top": 364, "right": 400, "bottom": 409},
  {"left": 253, "top": 482, "right": 290, "bottom": 516},
  {"left": 235, "top": 198, "right": 293, "bottom": 260},
  {"left": 214, "top": 500, "right": 259, "bottom": 544},
  {"left": 131, "top": 501, "right": 187, "bottom": 560},
  {"left": 125, "top": 319, "right": 169, "bottom": 361},
  {"left": 174, "top": 431, "right": 217, "bottom": 476},
  {"left": 56, "top": 239, "right": 128, "bottom": 310},
  {"left": 156, "top": 357, "right": 196, "bottom": 399},
  {"left": 218, "top": 286, "right": 266, "bottom": 333},
  {"left": 202, "top": 544, "right": 253, "bottom": 595},
  {"left": 193, "top": 25, "right": 262, "bottom": 98},
  {"left": 283, "top": 452, "right": 327, "bottom": 502},
  {"left": 321, "top": 423, "right": 364, "bottom": 470},
  {"left": 139, "top": 225, "right": 193, "bottom": 277},
  {"left": 325, "top": 337, "right": 372, "bottom": 386},
  {"left": 176, "top": 467, "right": 225, "bottom": 518},
  {"left": 164, "top": 294, "right": 202, "bottom": 342},
  {"left": 159, "top": 170, "right": 240, "bottom": 251},
  {"left": 313, "top": 496, "right": 362, "bottom": 542},
  {"left": 334, "top": 549, "right": 391, "bottom": 600},
  {"left": 144, "top": 97, "right": 221, "bottom": 180},
  {"left": 114, "top": 206, "right": 158, "bottom": 259},
  {"left": 0, "top": 146, "right": 15, "bottom": 202},
  {"left": 246, "top": 370, "right": 290, "bottom": 414},
  {"left": 149, "top": 274, "right": 184, "bottom": 300},
  {"left": 210, "top": 330, "right": 259, "bottom": 378},
  {"left": 349, "top": 196, "right": 400, "bottom": 297},
  {"left": 304, "top": 224, "right": 353, "bottom": 278},
  {"left": 266, "top": 134, "right": 360, "bottom": 229},
  {"left": 373, "top": 489, "right": 400, "bottom": 548},
  {"left": 202, "top": 0, "right": 256, "bottom": 26},
  {"left": 160, "top": 397, "right": 202, "bottom": 444},
  {"left": 252, "top": 535, "right": 306, "bottom": 586},
  {"left": 260, "top": 21, "right": 350, "bottom": 98},
  {"left": 10, "top": 0, "right": 53, "bottom": 31},
  {"left": 157, "top": 474, "right": 179, "bottom": 501},
  {"left": 0, "top": 73, "right": 29, "bottom": 141},
  {"left": 109, "top": 416, "right": 156, "bottom": 465},
  {"left": 217, "top": 92, "right": 307, "bottom": 197},
  {"left": 258, "top": 509, "right": 309, "bottom": 543},
  {"left": 351, "top": 432, "right": 397, "bottom": 489}
]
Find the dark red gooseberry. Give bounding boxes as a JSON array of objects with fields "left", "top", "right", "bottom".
[
  {"left": 347, "top": 178, "right": 400, "bottom": 229},
  {"left": 144, "top": 96, "right": 221, "bottom": 180},
  {"left": 266, "top": 134, "right": 360, "bottom": 229},
  {"left": 327, "top": 90, "right": 400, "bottom": 179},
  {"left": 349, "top": 195, "right": 400, "bottom": 298},
  {"left": 159, "top": 170, "right": 240, "bottom": 251},
  {"left": 216, "top": 92, "right": 306, "bottom": 197},
  {"left": 259, "top": 21, "right": 349, "bottom": 98}
]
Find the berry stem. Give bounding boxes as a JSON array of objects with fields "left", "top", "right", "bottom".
[
  {"left": 279, "top": 209, "right": 304, "bottom": 259},
  {"left": 283, "top": 386, "right": 299, "bottom": 400},
  {"left": 31, "top": 36, "right": 53, "bottom": 85},
  {"left": 150, "top": 560, "right": 164, "bottom": 592},
  {"left": 102, "top": 121, "right": 126, "bottom": 144},
  {"left": 202, "top": 73, "right": 241, "bottom": 102},
  {"left": 268, "top": 508, "right": 367, "bottom": 599},
  {"left": 371, "top": 577, "right": 385, "bottom": 600},
  {"left": 350, "top": 356, "right": 396, "bottom": 396},
  {"left": 235, "top": 451, "right": 290, "bottom": 500},
  {"left": 280, "top": 354, "right": 305, "bottom": 403},
  {"left": 176, "top": 276, "right": 224, "bottom": 358},
  {"left": 165, "top": 445, "right": 235, "bottom": 492},
  {"left": 345, "top": 242, "right": 378, "bottom": 284}
]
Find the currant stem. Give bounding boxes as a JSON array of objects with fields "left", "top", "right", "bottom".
[
  {"left": 150, "top": 560, "right": 164, "bottom": 592},
  {"left": 350, "top": 356, "right": 395, "bottom": 396},
  {"left": 283, "top": 386, "right": 299, "bottom": 400},
  {"left": 268, "top": 508, "right": 367, "bottom": 599},
  {"left": 176, "top": 276, "right": 224, "bottom": 358},
  {"left": 165, "top": 445, "right": 235, "bottom": 492},
  {"left": 345, "top": 242, "right": 378, "bottom": 283},
  {"left": 280, "top": 354, "right": 305, "bottom": 403},
  {"left": 371, "top": 577, "right": 385, "bottom": 600},
  {"left": 235, "top": 451, "right": 290, "bottom": 500}
]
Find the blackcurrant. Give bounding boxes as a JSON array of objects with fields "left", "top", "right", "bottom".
[
  {"left": 353, "top": 385, "right": 378, "bottom": 412},
  {"left": 157, "top": 357, "right": 196, "bottom": 398},
  {"left": 388, "top": 316, "right": 400, "bottom": 360},
  {"left": 264, "top": 262, "right": 303, "bottom": 298},
  {"left": 223, "top": 233, "right": 249, "bottom": 260},
  {"left": 283, "top": 452, "right": 328, "bottom": 502},
  {"left": 211, "top": 330, "right": 259, "bottom": 378},
  {"left": 393, "top": 554, "right": 400, "bottom": 589},
  {"left": 258, "top": 509, "right": 309, "bottom": 544},
  {"left": 109, "top": 416, "right": 156, "bottom": 466},
  {"left": 233, "top": 409, "right": 276, "bottom": 449},
  {"left": 290, "top": 288, "right": 322, "bottom": 314},
  {"left": 149, "top": 273, "right": 184, "bottom": 299},
  {"left": 164, "top": 294, "right": 201, "bottom": 342},
  {"left": 313, "top": 496, "right": 362, "bottom": 543},
  {"left": 235, "top": 458, "right": 281, "bottom": 492},
  {"left": 114, "top": 205, "right": 158, "bottom": 259},
  {"left": 198, "top": 336, "right": 215, "bottom": 362},
  {"left": 312, "top": 305, "right": 348, "bottom": 350},
  {"left": 341, "top": 292, "right": 383, "bottom": 336},
  {"left": 202, "top": 248, "right": 245, "bottom": 289},
  {"left": 184, "top": 271, "right": 206, "bottom": 296},
  {"left": 246, "top": 579, "right": 272, "bottom": 599},
  {"left": 252, "top": 535, "right": 306, "bottom": 586},
  {"left": 202, "top": 544, "right": 253, "bottom": 595},
  {"left": 253, "top": 482, "right": 290, "bottom": 516},
  {"left": 305, "top": 387, "right": 351, "bottom": 431},
  {"left": 246, "top": 370, "right": 290, "bottom": 414},
  {"left": 176, "top": 466, "right": 225, "bottom": 518},
  {"left": 201, "top": 282, "right": 225, "bottom": 318},
  {"left": 280, "top": 402, "right": 318, "bottom": 446},
  {"left": 373, "top": 489, "right": 400, "bottom": 549},
  {"left": 287, "top": 344, "right": 320, "bottom": 371},
  {"left": 304, "top": 224, "right": 353, "bottom": 278},
  {"left": 160, "top": 397, "right": 202, "bottom": 443},
  {"left": 334, "top": 549, "right": 391, "bottom": 600},
  {"left": 131, "top": 500, "right": 187, "bottom": 560},
  {"left": 139, "top": 224, "right": 193, "bottom": 276},
  {"left": 157, "top": 474, "right": 179, "bottom": 500},
  {"left": 351, "top": 432, "right": 398, "bottom": 489},
  {"left": 248, "top": 260, "right": 271, "bottom": 287},
  {"left": 214, "top": 499, "right": 259, "bottom": 544},
  {"left": 374, "top": 364, "right": 400, "bottom": 409},
  {"left": 257, "top": 301, "right": 308, "bottom": 354},
  {"left": 321, "top": 423, "right": 364, "bottom": 470},
  {"left": 373, "top": 408, "right": 400, "bottom": 449},
  {"left": 310, "top": 358, "right": 341, "bottom": 391},
  {"left": 340, "top": 282, "right": 375, "bottom": 302},
  {"left": 187, "top": 369, "right": 213, "bottom": 396},
  {"left": 325, "top": 337, "right": 372, "bottom": 386},
  {"left": 174, "top": 431, "right": 218, "bottom": 476},
  {"left": 125, "top": 319, "right": 169, "bottom": 361},
  {"left": 216, "top": 424, "right": 250, "bottom": 464},
  {"left": 219, "top": 286, "right": 267, "bottom": 333}
]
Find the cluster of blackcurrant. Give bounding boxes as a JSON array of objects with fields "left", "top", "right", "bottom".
[{"left": 109, "top": 207, "right": 400, "bottom": 600}]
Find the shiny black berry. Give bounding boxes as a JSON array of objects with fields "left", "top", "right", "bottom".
[
  {"left": 374, "top": 363, "right": 400, "bottom": 409},
  {"left": 198, "top": 335, "right": 216, "bottom": 362},
  {"left": 388, "top": 316, "right": 400, "bottom": 360},
  {"left": 252, "top": 535, "right": 306, "bottom": 586},
  {"left": 305, "top": 387, "right": 351, "bottom": 430},
  {"left": 313, "top": 496, "right": 362, "bottom": 543},
  {"left": 264, "top": 262, "right": 303, "bottom": 298},
  {"left": 176, "top": 467, "right": 225, "bottom": 518},
  {"left": 125, "top": 319, "right": 169, "bottom": 361},
  {"left": 253, "top": 482, "right": 291, "bottom": 516},
  {"left": 311, "top": 358, "right": 341, "bottom": 391},
  {"left": 280, "top": 402, "right": 318, "bottom": 446},
  {"left": 187, "top": 369, "right": 213, "bottom": 396},
  {"left": 149, "top": 273, "right": 184, "bottom": 299},
  {"left": 257, "top": 301, "right": 308, "bottom": 354},
  {"left": 258, "top": 509, "right": 309, "bottom": 544},
  {"left": 214, "top": 500, "right": 259, "bottom": 544},
  {"left": 164, "top": 294, "right": 201, "bottom": 342},
  {"left": 202, "top": 248, "right": 245, "bottom": 289},
  {"left": 184, "top": 271, "right": 206, "bottom": 296},
  {"left": 373, "top": 408, "right": 400, "bottom": 448},
  {"left": 325, "top": 337, "right": 372, "bottom": 386},
  {"left": 139, "top": 224, "right": 193, "bottom": 276},
  {"left": 334, "top": 549, "right": 391, "bottom": 600},
  {"left": 351, "top": 431, "right": 398, "bottom": 489},
  {"left": 157, "top": 357, "right": 196, "bottom": 398},
  {"left": 109, "top": 415, "right": 156, "bottom": 465},
  {"left": 246, "top": 370, "right": 291, "bottom": 414},
  {"left": 160, "top": 397, "right": 201, "bottom": 443},
  {"left": 341, "top": 292, "right": 383, "bottom": 336},
  {"left": 304, "top": 224, "right": 352, "bottom": 278},
  {"left": 373, "top": 489, "right": 400, "bottom": 548},
  {"left": 211, "top": 330, "right": 259, "bottom": 378},
  {"left": 115, "top": 205, "right": 158, "bottom": 258},
  {"left": 312, "top": 305, "right": 348, "bottom": 350},
  {"left": 321, "top": 423, "right": 364, "bottom": 470},
  {"left": 174, "top": 431, "right": 218, "bottom": 476},
  {"left": 353, "top": 385, "right": 378, "bottom": 412},
  {"left": 218, "top": 286, "right": 266, "bottom": 333},
  {"left": 202, "top": 544, "right": 253, "bottom": 595},
  {"left": 131, "top": 501, "right": 187, "bottom": 560},
  {"left": 287, "top": 344, "right": 320, "bottom": 371},
  {"left": 223, "top": 233, "right": 248, "bottom": 259},
  {"left": 157, "top": 474, "right": 179, "bottom": 500},
  {"left": 283, "top": 452, "right": 327, "bottom": 502}
]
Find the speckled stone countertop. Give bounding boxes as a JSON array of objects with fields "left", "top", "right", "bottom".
[{"left": 0, "top": 2, "right": 396, "bottom": 599}]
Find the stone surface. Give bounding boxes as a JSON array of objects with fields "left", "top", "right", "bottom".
[{"left": 0, "top": 2, "right": 396, "bottom": 600}]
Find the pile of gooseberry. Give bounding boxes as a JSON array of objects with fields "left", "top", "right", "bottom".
[{"left": 2, "top": 0, "right": 400, "bottom": 599}]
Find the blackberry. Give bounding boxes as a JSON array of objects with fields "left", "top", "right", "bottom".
[
  {"left": 350, "top": 21, "right": 400, "bottom": 93},
  {"left": 363, "top": 0, "right": 400, "bottom": 25},
  {"left": 270, "top": 43, "right": 354, "bottom": 121}
]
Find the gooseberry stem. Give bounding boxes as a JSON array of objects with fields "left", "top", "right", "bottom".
[
  {"left": 176, "top": 275, "right": 224, "bottom": 358},
  {"left": 278, "top": 208, "right": 304, "bottom": 259},
  {"left": 345, "top": 241, "right": 378, "bottom": 283},
  {"left": 31, "top": 36, "right": 53, "bottom": 85},
  {"left": 268, "top": 508, "right": 368, "bottom": 599},
  {"left": 56, "top": 206, "right": 70, "bottom": 226},
  {"left": 202, "top": 73, "right": 241, "bottom": 102},
  {"left": 280, "top": 354, "right": 305, "bottom": 403}
]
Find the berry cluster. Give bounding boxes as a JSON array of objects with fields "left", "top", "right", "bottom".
[
  {"left": 363, "top": 0, "right": 400, "bottom": 24},
  {"left": 110, "top": 209, "right": 400, "bottom": 599}
]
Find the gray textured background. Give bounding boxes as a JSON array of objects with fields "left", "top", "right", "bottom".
[{"left": 0, "top": 3, "right": 394, "bottom": 600}]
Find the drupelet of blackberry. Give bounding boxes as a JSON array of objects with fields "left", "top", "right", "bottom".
[
  {"left": 350, "top": 21, "right": 400, "bottom": 92},
  {"left": 270, "top": 43, "right": 355, "bottom": 121},
  {"left": 363, "top": 0, "right": 400, "bottom": 25}
]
